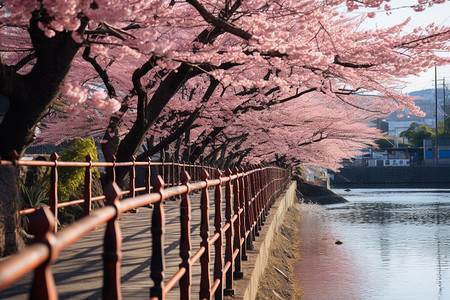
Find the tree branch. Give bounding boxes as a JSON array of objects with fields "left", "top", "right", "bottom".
[
  {"left": 334, "top": 55, "right": 374, "bottom": 69},
  {"left": 137, "top": 77, "right": 220, "bottom": 160},
  {"left": 82, "top": 47, "right": 117, "bottom": 97},
  {"left": 13, "top": 53, "right": 37, "bottom": 72},
  {"left": 186, "top": 0, "right": 252, "bottom": 40},
  {"left": 132, "top": 56, "right": 159, "bottom": 125}
]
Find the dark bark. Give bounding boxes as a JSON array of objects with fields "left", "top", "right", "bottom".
[
  {"left": 109, "top": 0, "right": 242, "bottom": 173},
  {"left": 0, "top": 11, "right": 86, "bottom": 256},
  {"left": 204, "top": 142, "right": 227, "bottom": 166},
  {"left": 136, "top": 107, "right": 201, "bottom": 161},
  {"left": 107, "top": 0, "right": 243, "bottom": 184},
  {"left": 136, "top": 77, "right": 220, "bottom": 161},
  {"left": 188, "top": 126, "right": 225, "bottom": 163},
  {"left": 113, "top": 64, "right": 201, "bottom": 185},
  {"left": 0, "top": 166, "right": 24, "bottom": 257},
  {"left": 173, "top": 138, "right": 182, "bottom": 162},
  {"left": 0, "top": 12, "right": 86, "bottom": 158},
  {"left": 182, "top": 128, "right": 191, "bottom": 162}
]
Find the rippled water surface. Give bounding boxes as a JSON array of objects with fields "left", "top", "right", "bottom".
[{"left": 294, "top": 189, "right": 450, "bottom": 300}]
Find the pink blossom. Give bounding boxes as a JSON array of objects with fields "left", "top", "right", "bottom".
[
  {"left": 66, "top": 105, "right": 80, "bottom": 116},
  {"left": 102, "top": 99, "right": 121, "bottom": 114},
  {"left": 71, "top": 32, "right": 84, "bottom": 44},
  {"left": 61, "top": 83, "right": 88, "bottom": 104}
]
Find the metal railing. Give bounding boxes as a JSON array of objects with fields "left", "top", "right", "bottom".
[
  {"left": 1, "top": 152, "right": 216, "bottom": 231},
  {"left": 0, "top": 156, "right": 291, "bottom": 299}
]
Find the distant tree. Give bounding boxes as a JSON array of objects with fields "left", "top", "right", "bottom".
[
  {"left": 400, "top": 122, "right": 421, "bottom": 142},
  {"left": 438, "top": 117, "right": 450, "bottom": 139},
  {"left": 401, "top": 123, "right": 434, "bottom": 148}
]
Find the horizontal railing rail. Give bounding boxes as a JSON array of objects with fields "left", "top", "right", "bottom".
[
  {"left": 0, "top": 159, "right": 291, "bottom": 299},
  {"left": 1, "top": 152, "right": 216, "bottom": 231}
]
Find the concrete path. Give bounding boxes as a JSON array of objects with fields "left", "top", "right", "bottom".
[{"left": 1, "top": 189, "right": 222, "bottom": 299}]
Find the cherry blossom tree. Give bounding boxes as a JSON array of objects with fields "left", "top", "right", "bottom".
[
  {"left": 1, "top": 0, "right": 450, "bottom": 254},
  {"left": 2, "top": 0, "right": 449, "bottom": 161}
]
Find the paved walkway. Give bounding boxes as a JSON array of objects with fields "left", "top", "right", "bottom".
[{"left": 1, "top": 190, "right": 223, "bottom": 299}]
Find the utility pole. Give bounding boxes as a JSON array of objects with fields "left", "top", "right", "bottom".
[
  {"left": 443, "top": 78, "right": 446, "bottom": 138},
  {"left": 435, "top": 65, "right": 438, "bottom": 165}
]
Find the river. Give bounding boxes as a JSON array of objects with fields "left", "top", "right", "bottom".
[{"left": 294, "top": 189, "right": 450, "bottom": 300}]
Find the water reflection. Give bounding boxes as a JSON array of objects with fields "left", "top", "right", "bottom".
[{"left": 295, "top": 189, "right": 450, "bottom": 300}]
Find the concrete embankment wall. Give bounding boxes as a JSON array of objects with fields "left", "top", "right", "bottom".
[
  {"left": 227, "top": 181, "right": 297, "bottom": 300},
  {"left": 332, "top": 166, "right": 450, "bottom": 188}
]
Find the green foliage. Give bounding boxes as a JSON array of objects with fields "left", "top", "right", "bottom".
[
  {"left": 437, "top": 117, "right": 450, "bottom": 139},
  {"left": 400, "top": 122, "right": 434, "bottom": 148},
  {"left": 20, "top": 185, "right": 47, "bottom": 209},
  {"left": 58, "top": 138, "right": 99, "bottom": 202},
  {"left": 399, "top": 122, "right": 421, "bottom": 141}
]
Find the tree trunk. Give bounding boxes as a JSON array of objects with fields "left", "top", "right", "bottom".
[
  {"left": 0, "top": 166, "right": 24, "bottom": 257},
  {"left": 0, "top": 10, "right": 86, "bottom": 256},
  {"left": 0, "top": 13, "right": 85, "bottom": 158}
]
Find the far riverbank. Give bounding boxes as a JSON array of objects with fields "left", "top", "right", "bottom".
[{"left": 331, "top": 165, "right": 450, "bottom": 188}]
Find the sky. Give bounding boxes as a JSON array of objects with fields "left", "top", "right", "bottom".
[{"left": 347, "top": 0, "right": 450, "bottom": 93}]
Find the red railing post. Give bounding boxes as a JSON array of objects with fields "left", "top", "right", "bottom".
[
  {"left": 224, "top": 169, "right": 234, "bottom": 296},
  {"left": 249, "top": 170, "right": 259, "bottom": 238},
  {"left": 243, "top": 170, "right": 253, "bottom": 251},
  {"left": 108, "top": 155, "right": 117, "bottom": 183},
  {"left": 249, "top": 168, "right": 256, "bottom": 240},
  {"left": 171, "top": 158, "right": 175, "bottom": 187},
  {"left": 232, "top": 167, "right": 243, "bottom": 279},
  {"left": 213, "top": 169, "right": 223, "bottom": 300},
  {"left": 254, "top": 169, "right": 262, "bottom": 233},
  {"left": 145, "top": 157, "right": 152, "bottom": 194},
  {"left": 150, "top": 175, "right": 166, "bottom": 300},
  {"left": 177, "top": 162, "right": 181, "bottom": 186},
  {"left": 83, "top": 154, "right": 92, "bottom": 216},
  {"left": 103, "top": 182, "right": 122, "bottom": 300},
  {"left": 129, "top": 156, "right": 136, "bottom": 198},
  {"left": 29, "top": 206, "right": 58, "bottom": 300},
  {"left": 199, "top": 169, "right": 211, "bottom": 299},
  {"left": 160, "top": 149, "right": 165, "bottom": 184},
  {"left": 49, "top": 152, "right": 59, "bottom": 233},
  {"left": 237, "top": 168, "right": 247, "bottom": 261},
  {"left": 262, "top": 168, "right": 269, "bottom": 220},
  {"left": 257, "top": 170, "right": 263, "bottom": 224},
  {"left": 179, "top": 171, "right": 192, "bottom": 299}
]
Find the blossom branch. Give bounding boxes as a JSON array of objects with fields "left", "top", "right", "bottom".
[{"left": 186, "top": 0, "right": 252, "bottom": 40}]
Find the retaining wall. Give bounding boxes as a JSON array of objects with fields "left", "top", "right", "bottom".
[
  {"left": 332, "top": 166, "right": 450, "bottom": 188},
  {"left": 226, "top": 181, "right": 297, "bottom": 300}
]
